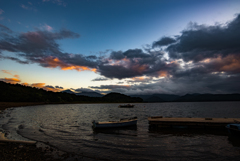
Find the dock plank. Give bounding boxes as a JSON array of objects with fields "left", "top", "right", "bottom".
[{"left": 148, "top": 117, "right": 240, "bottom": 129}]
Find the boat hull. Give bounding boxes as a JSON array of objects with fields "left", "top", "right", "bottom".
[
  {"left": 93, "top": 119, "right": 137, "bottom": 129},
  {"left": 226, "top": 124, "right": 240, "bottom": 136}
]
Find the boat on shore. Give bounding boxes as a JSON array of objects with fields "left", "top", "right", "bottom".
[
  {"left": 226, "top": 123, "right": 240, "bottom": 136},
  {"left": 92, "top": 117, "right": 137, "bottom": 129},
  {"left": 118, "top": 104, "right": 135, "bottom": 108}
]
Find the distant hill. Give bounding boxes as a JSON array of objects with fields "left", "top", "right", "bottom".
[
  {"left": 176, "top": 93, "right": 240, "bottom": 102},
  {"left": 76, "top": 92, "right": 103, "bottom": 97},
  {"left": 1, "top": 81, "right": 239, "bottom": 103},
  {"left": 62, "top": 89, "right": 76, "bottom": 94},
  {"left": 145, "top": 96, "right": 164, "bottom": 102},
  {"left": 102, "top": 92, "right": 142, "bottom": 103},
  {"left": 130, "top": 93, "right": 240, "bottom": 102},
  {"left": 131, "top": 94, "right": 180, "bottom": 102},
  {"left": 62, "top": 90, "right": 103, "bottom": 97},
  {"left": 0, "top": 81, "right": 142, "bottom": 103}
]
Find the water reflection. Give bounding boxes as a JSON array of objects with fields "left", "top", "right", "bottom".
[
  {"left": 93, "top": 126, "right": 138, "bottom": 135},
  {"left": 228, "top": 135, "right": 240, "bottom": 147},
  {"left": 149, "top": 128, "right": 229, "bottom": 136},
  {"left": 1, "top": 102, "right": 240, "bottom": 160}
]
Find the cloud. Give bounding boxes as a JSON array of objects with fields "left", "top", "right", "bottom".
[
  {"left": 1, "top": 13, "right": 240, "bottom": 95},
  {"left": 92, "top": 77, "right": 109, "bottom": 81},
  {"left": 165, "top": 14, "right": 240, "bottom": 62},
  {"left": 98, "top": 48, "right": 179, "bottom": 79},
  {"left": 1, "top": 70, "right": 20, "bottom": 79},
  {"left": 0, "top": 24, "right": 12, "bottom": 33},
  {"left": 29, "top": 83, "right": 63, "bottom": 92},
  {"left": 92, "top": 72, "right": 240, "bottom": 95},
  {"left": 1, "top": 70, "right": 12, "bottom": 75},
  {"left": 0, "top": 26, "right": 99, "bottom": 71},
  {"left": 90, "top": 85, "right": 131, "bottom": 90},
  {"left": 20, "top": 4, "right": 37, "bottom": 11},
  {"left": 40, "top": 56, "right": 97, "bottom": 72},
  {"left": 0, "top": 56, "right": 29, "bottom": 64},
  {"left": 0, "top": 78, "right": 21, "bottom": 84},
  {"left": 0, "top": 9, "right": 4, "bottom": 15},
  {"left": 152, "top": 37, "right": 176, "bottom": 48},
  {"left": 42, "top": 0, "right": 66, "bottom": 7},
  {"left": 0, "top": 71, "right": 64, "bottom": 92},
  {"left": 126, "top": 76, "right": 153, "bottom": 84},
  {"left": 44, "top": 85, "right": 62, "bottom": 92},
  {"left": 21, "top": 82, "right": 29, "bottom": 86},
  {"left": 42, "top": 24, "right": 53, "bottom": 31},
  {"left": 0, "top": 25, "right": 178, "bottom": 79},
  {"left": 55, "top": 86, "right": 63, "bottom": 89},
  {"left": 21, "top": 4, "right": 29, "bottom": 10},
  {"left": 31, "top": 83, "right": 45, "bottom": 88},
  {"left": 13, "top": 75, "right": 20, "bottom": 78}
]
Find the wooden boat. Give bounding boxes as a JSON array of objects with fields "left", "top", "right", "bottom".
[
  {"left": 92, "top": 117, "right": 137, "bottom": 129},
  {"left": 226, "top": 123, "right": 240, "bottom": 136},
  {"left": 118, "top": 104, "right": 135, "bottom": 108}
]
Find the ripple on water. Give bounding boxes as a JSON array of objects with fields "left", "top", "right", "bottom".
[{"left": 1, "top": 102, "right": 240, "bottom": 160}]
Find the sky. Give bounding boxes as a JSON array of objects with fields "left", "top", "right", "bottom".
[{"left": 0, "top": 0, "right": 240, "bottom": 95}]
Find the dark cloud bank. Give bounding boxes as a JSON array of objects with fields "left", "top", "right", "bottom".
[{"left": 1, "top": 14, "right": 240, "bottom": 95}]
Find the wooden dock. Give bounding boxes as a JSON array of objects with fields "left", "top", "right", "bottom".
[{"left": 148, "top": 116, "right": 240, "bottom": 129}]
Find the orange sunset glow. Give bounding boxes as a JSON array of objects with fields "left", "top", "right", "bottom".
[{"left": 44, "top": 56, "right": 97, "bottom": 72}]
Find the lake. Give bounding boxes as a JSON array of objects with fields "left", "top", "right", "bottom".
[{"left": 1, "top": 102, "right": 240, "bottom": 160}]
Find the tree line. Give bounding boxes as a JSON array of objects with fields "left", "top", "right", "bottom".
[{"left": 0, "top": 81, "right": 142, "bottom": 103}]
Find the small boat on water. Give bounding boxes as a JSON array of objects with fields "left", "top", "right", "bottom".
[
  {"left": 118, "top": 104, "right": 135, "bottom": 108},
  {"left": 226, "top": 123, "right": 240, "bottom": 136},
  {"left": 92, "top": 117, "right": 137, "bottom": 129}
]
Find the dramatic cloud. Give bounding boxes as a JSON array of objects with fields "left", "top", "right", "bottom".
[
  {"left": 165, "top": 14, "right": 240, "bottom": 62},
  {"left": 152, "top": 37, "right": 176, "bottom": 47},
  {"left": 126, "top": 76, "right": 153, "bottom": 84},
  {"left": 39, "top": 56, "right": 97, "bottom": 72},
  {"left": 0, "top": 26, "right": 99, "bottom": 72},
  {"left": 1, "top": 13, "right": 240, "bottom": 95},
  {"left": 0, "top": 24, "right": 179, "bottom": 80},
  {"left": 98, "top": 49, "right": 179, "bottom": 79}
]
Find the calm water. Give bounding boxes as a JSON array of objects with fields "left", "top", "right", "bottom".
[{"left": 1, "top": 102, "right": 240, "bottom": 160}]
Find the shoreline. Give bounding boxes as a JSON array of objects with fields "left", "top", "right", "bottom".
[
  {"left": 0, "top": 102, "right": 48, "bottom": 111},
  {"left": 0, "top": 101, "right": 142, "bottom": 111},
  {"left": 0, "top": 102, "right": 83, "bottom": 161},
  {"left": 0, "top": 102, "right": 108, "bottom": 161}
]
